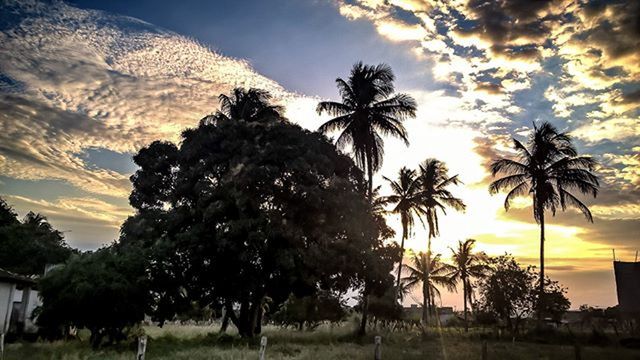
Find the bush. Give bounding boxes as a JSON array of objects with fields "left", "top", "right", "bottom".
[{"left": 37, "top": 245, "right": 150, "bottom": 347}]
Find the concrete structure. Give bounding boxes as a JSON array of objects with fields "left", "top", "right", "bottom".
[
  {"left": 0, "top": 268, "right": 36, "bottom": 337},
  {"left": 613, "top": 261, "right": 640, "bottom": 315}
]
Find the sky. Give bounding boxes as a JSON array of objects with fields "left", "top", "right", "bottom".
[{"left": 0, "top": 0, "right": 638, "bottom": 309}]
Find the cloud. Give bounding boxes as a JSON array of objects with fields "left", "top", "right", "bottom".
[
  {"left": 3, "top": 194, "right": 131, "bottom": 249},
  {"left": 0, "top": 0, "right": 306, "bottom": 198}
]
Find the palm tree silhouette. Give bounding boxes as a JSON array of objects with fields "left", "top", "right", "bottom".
[
  {"left": 383, "top": 167, "right": 422, "bottom": 293},
  {"left": 417, "top": 158, "right": 465, "bottom": 324},
  {"left": 449, "top": 239, "right": 488, "bottom": 332},
  {"left": 318, "top": 62, "right": 416, "bottom": 335},
  {"left": 489, "top": 121, "right": 599, "bottom": 324},
  {"left": 317, "top": 62, "right": 417, "bottom": 201},
  {"left": 202, "top": 88, "right": 284, "bottom": 124},
  {"left": 402, "top": 251, "right": 456, "bottom": 324}
]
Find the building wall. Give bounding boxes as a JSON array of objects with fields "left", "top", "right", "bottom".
[{"left": 0, "top": 282, "right": 16, "bottom": 334}]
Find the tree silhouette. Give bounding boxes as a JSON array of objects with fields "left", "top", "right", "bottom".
[
  {"left": 201, "top": 87, "right": 284, "bottom": 124},
  {"left": 317, "top": 62, "right": 416, "bottom": 335},
  {"left": 417, "top": 158, "right": 465, "bottom": 324},
  {"left": 449, "top": 239, "right": 488, "bottom": 332},
  {"left": 317, "top": 62, "right": 416, "bottom": 201},
  {"left": 123, "top": 89, "right": 396, "bottom": 337},
  {"left": 489, "top": 121, "right": 598, "bottom": 324},
  {"left": 383, "top": 167, "right": 422, "bottom": 294},
  {"left": 402, "top": 251, "right": 456, "bottom": 324}
]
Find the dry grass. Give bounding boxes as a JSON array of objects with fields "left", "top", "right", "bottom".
[{"left": 4, "top": 324, "right": 640, "bottom": 359}]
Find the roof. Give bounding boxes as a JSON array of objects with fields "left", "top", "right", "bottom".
[{"left": 0, "top": 268, "right": 36, "bottom": 285}]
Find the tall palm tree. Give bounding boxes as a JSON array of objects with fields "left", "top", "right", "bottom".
[
  {"left": 449, "top": 239, "right": 489, "bottom": 332},
  {"left": 317, "top": 62, "right": 417, "bottom": 201},
  {"left": 489, "top": 121, "right": 599, "bottom": 323},
  {"left": 383, "top": 167, "right": 422, "bottom": 292},
  {"left": 402, "top": 251, "right": 456, "bottom": 324},
  {"left": 418, "top": 159, "right": 466, "bottom": 252},
  {"left": 318, "top": 62, "right": 416, "bottom": 336},
  {"left": 417, "top": 158, "right": 465, "bottom": 324},
  {"left": 202, "top": 88, "right": 284, "bottom": 124}
]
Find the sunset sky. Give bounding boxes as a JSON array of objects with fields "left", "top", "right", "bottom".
[{"left": 0, "top": 0, "right": 638, "bottom": 309}]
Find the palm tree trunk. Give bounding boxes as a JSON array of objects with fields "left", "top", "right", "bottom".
[
  {"left": 359, "top": 155, "right": 374, "bottom": 336},
  {"left": 395, "top": 232, "right": 406, "bottom": 293},
  {"left": 538, "top": 210, "right": 545, "bottom": 327},
  {"left": 422, "top": 280, "right": 429, "bottom": 324},
  {"left": 463, "top": 278, "right": 468, "bottom": 332},
  {"left": 424, "top": 235, "right": 432, "bottom": 326}
]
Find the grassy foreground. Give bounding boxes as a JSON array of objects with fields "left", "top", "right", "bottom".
[{"left": 4, "top": 324, "right": 640, "bottom": 360}]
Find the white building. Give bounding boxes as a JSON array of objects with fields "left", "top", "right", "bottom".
[{"left": 0, "top": 268, "right": 38, "bottom": 337}]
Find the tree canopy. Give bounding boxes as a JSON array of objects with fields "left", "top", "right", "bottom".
[
  {"left": 121, "top": 89, "right": 399, "bottom": 337},
  {"left": 0, "top": 198, "right": 73, "bottom": 276}
]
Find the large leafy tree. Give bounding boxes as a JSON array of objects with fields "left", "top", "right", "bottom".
[
  {"left": 123, "top": 89, "right": 396, "bottom": 337},
  {"left": 449, "top": 239, "right": 488, "bottom": 332},
  {"left": 489, "top": 121, "right": 598, "bottom": 323},
  {"left": 383, "top": 167, "right": 422, "bottom": 292},
  {"left": 317, "top": 62, "right": 417, "bottom": 201},
  {"left": 476, "top": 255, "right": 570, "bottom": 336},
  {"left": 0, "top": 199, "right": 73, "bottom": 276},
  {"left": 401, "top": 251, "right": 456, "bottom": 323}
]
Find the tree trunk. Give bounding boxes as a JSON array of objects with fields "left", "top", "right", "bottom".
[
  {"left": 395, "top": 229, "right": 406, "bottom": 294},
  {"left": 220, "top": 300, "right": 233, "bottom": 333},
  {"left": 358, "top": 291, "right": 369, "bottom": 336},
  {"left": 538, "top": 210, "right": 545, "bottom": 327},
  {"left": 463, "top": 277, "right": 469, "bottom": 332},
  {"left": 359, "top": 152, "right": 374, "bottom": 336},
  {"left": 424, "top": 236, "right": 432, "bottom": 326},
  {"left": 422, "top": 280, "right": 429, "bottom": 324}
]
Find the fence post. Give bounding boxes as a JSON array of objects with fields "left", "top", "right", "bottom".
[
  {"left": 481, "top": 340, "right": 487, "bottom": 360},
  {"left": 259, "top": 336, "right": 267, "bottom": 360},
  {"left": 136, "top": 335, "right": 147, "bottom": 360},
  {"left": 374, "top": 335, "right": 382, "bottom": 360}
]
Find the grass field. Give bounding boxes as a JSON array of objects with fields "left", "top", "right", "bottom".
[{"left": 4, "top": 324, "right": 640, "bottom": 360}]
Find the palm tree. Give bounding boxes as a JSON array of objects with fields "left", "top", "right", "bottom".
[
  {"left": 383, "top": 167, "right": 422, "bottom": 293},
  {"left": 318, "top": 62, "right": 416, "bottom": 336},
  {"left": 317, "top": 62, "right": 417, "bottom": 201},
  {"left": 489, "top": 121, "right": 599, "bottom": 323},
  {"left": 418, "top": 159, "right": 466, "bottom": 252},
  {"left": 417, "top": 158, "right": 465, "bottom": 324},
  {"left": 449, "top": 239, "right": 489, "bottom": 332},
  {"left": 402, "top": 251, "right": 456, "bottom": 324},
  {"left": 203, "top": 88, "right": 284, "bottom": 124}
]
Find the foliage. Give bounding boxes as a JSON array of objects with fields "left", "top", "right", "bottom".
[
  {"left": 37, "top": 245, "right": 150, "bottom": 348},
  {"left": 317, "top": 61, "right": 416, "bottom": 198},
  {"left": 401, "top": 251, "right": 456, "bottom": 322},
  {"left": 489, "top": 122, "right": 599, "bottom": 223},
  {"left": 122, "top": 88, "right": 397, "bottom": 337},
  {"left": 0, "top": 198, "right": 74, "bottom": 275},
  {"left": 417, "top": 159, "right": 465, "bottom": 244},
  {"left": 476, "top": 255, "right": 570, "bottom": 335},
  {"left": 448, "top": 239, "right": 489, "bottom": 330},
  {"left": 383, "top": 167, "right": 422, "bottom": 289},
  {"left": 272, "top": 291, "right": 347, "bottom": 329},
  {"left": 367, "top": 287, "right": 403, "bottom": 321},
  {"left": 489, "top": 122, "right": 599, "bottom": 321}
]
